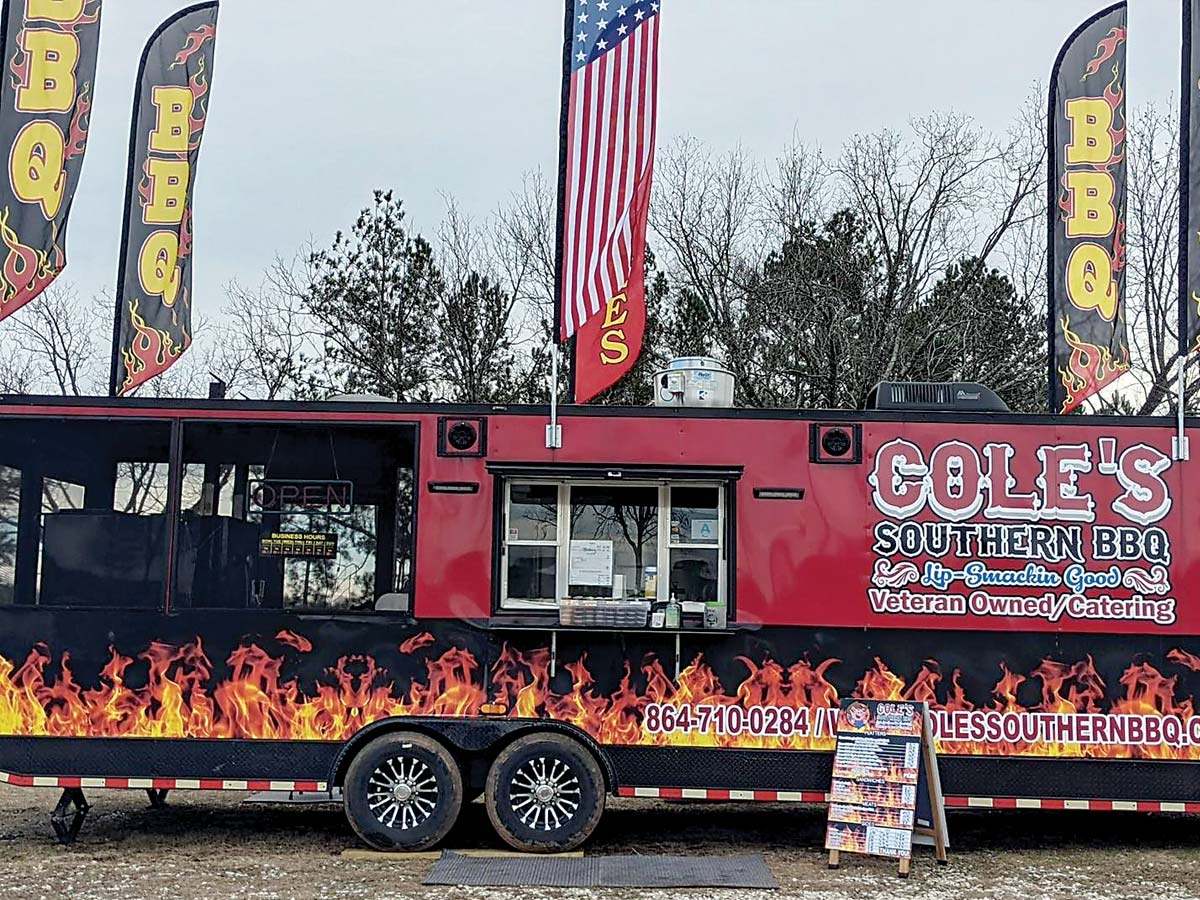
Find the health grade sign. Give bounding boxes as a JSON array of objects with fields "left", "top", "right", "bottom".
[{"left": 867, "top": 435, "right": 1177, "bottom": 632}]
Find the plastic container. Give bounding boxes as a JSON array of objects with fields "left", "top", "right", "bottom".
[{"left": 559, "top": 597, "right": 650, "bottom": 629}]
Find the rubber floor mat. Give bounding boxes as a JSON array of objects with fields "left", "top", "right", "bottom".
[{"left": 423, "top": 851, "right": 778, "bottom": 888}]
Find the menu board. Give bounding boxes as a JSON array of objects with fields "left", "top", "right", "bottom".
[{"left": 825, "top": 698, "right": 926, "bottom": 862}]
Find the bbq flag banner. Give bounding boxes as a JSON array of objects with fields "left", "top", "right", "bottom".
[
  {"left": 1183, "top": 0, "right": 1200, "bottom": 355},
  {"left": 1048, "top": 3, "right": 1131, "bottom": 415},
  {"left": 555, "top": 0, "right": 661, "bottom": 403},
  {"left": 0, "top": 0, "right": 102, "bottom": 322},
  {"left": 110, "top": 2, "right": 217, "bottom": 397}
]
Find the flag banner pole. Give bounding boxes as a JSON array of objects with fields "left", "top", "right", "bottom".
[
  {"left": 1047, "top": 2, "right": 1131, "bottom": 414},
  {"left": 556, "top": 0, "right": 663, "bottom": 404},
  {"left": 111, "top": 2, "right": 219, "bottom": 397},
  {"left": 0, "top": 0, "right": 102, "bottom": 324},
  {"left": 1176, "top": 353, "right": 1190, "bottom": 461},
  {"left": 1179, "top": 0, "right": 1197, "bottom": 459}
]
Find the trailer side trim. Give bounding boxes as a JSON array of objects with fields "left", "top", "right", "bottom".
[
  {"left": 616, "top": 786, "right": 1200, "bottom": 812},
  {"left": 0, "top": 769, "right": 327, "bottom": 792}
]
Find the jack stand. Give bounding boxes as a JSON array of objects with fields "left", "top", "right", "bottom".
[
  {"left": 146, "top": 788, "right": 169, "bottom": 808},
  {"left": 50, "top": 788, "right": 89, "bottom": 845}
]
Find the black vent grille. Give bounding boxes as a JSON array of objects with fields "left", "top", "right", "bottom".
[{"left": 866, "top": 382, "right": 1008, "bottom": 412}]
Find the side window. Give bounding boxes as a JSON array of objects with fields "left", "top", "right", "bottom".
[
  {"left": 33, "top": 419, "right": 173, "bottom": 609},
  {"left": 0, "top": 466, "right": 18, "bottom": 605},
  {"left": 176, "top": 422, "right": 416, "bottom": 612},
  {"left": 667, "top": 486, "right": 722, "bottom": 604},
  {"left": 503, "top": 483, "right": 559, "bottom": 609}
]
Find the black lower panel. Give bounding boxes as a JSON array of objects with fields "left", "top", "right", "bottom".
[
  {"left": 606, "top": 746, "right": 1200, "bottom": 803},
  {"left": 5, "top": 736, "right": 1200, "bottom": 803},
  {"left": 0, "top": 736, "right": 340, "bottom": 782}
]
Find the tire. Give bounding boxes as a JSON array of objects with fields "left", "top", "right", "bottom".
[
  {"left": 343, "top": 732, "right": 463, "bottom": 851},
  {"left": 485, "top": 733, "right": 606, "bottom": 853}
]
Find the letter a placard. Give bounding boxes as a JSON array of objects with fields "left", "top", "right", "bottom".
[{"left": 825, "top": 698, "right": 949, "bottom": 877}]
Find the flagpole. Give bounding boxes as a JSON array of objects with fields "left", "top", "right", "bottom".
[
  {"left": 552, "top": 0, "right": 576, "bottom": 405},
  {"left": 1178, "top": 0, "right": 1193, "bottom": 460}
]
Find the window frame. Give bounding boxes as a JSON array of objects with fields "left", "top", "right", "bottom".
[
  {"left": 495, "top": 474, "right": 735, "bottom": 618},
  {"left": 170, "top": 418, "right": 420, "bottom": 616}
]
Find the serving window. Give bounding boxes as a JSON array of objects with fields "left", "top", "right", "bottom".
[{"left": 499, "top": 478, "right": 729, "bottom": 615}]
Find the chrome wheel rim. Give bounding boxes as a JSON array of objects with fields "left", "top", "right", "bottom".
[
  {"left": 366, "top": 755, "right": 439, "bottom": 830},
  {"left": 510, "top": 756, "right": 581, "bottom": 831}
]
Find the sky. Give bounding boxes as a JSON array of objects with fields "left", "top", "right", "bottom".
[{"left": 47, "top": 1, "right": 1184, "bottom": 315}]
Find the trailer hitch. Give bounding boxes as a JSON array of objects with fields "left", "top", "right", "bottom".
[{"left": 50, "top": 788, "right": 89, "bottom": 845}]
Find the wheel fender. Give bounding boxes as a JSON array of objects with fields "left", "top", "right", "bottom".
[{"left": 330, "top": 717, "right": 618, "bottom": 791}]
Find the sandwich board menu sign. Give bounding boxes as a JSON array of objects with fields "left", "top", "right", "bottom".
[{"left": 824, "top": 698, "right": 948, "bottom": 877}]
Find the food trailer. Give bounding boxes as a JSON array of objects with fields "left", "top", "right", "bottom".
[{"left": 0, "top": 380, "right": 1197, "bottom": 851}]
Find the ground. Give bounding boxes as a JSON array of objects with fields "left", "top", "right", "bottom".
[{"left": 0, "top": 786, "right": 1195, "bottom": 900}]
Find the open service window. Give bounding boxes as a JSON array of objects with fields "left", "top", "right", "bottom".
[
  {"left": 0, "top": 415, "right": 174, "bottom": 609},
  {"left": 175, "top": 421, "right": 415, "bottom": 613},
  {"left": 497, "top": 475, "right": 731, "bottom": 617}
]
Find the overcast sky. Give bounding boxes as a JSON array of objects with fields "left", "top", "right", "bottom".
[{"left": 52, "top": 1, "right": 1182, "bottom": 315}]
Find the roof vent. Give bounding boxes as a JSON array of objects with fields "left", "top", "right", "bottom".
[
  {"left": 328, "top": 393, "right": 393, "bottom": 403},
  {"left": 866, "top": 382, "right": 1008, "bottom": 413}
]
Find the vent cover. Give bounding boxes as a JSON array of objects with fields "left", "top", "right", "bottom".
[{"left": 866, "top": 382, "right": 1008, "bottom": 413}]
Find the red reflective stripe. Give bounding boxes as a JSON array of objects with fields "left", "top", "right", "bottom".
[
  {"left": 658, "top": 787, "right": 683, "bottom": 800},
  {"left": 199, "top": 779, "right": 224, "bottom": 790},
  {"left": 294, "top": 781, "right": 321, "bottom": 792},
  {"left": 246, "top": 780, "right": 273, "bottom": 791},
  {"left": 152, "top": 778, "right": 174, "bottom": 789},
  {"left": 106, "top": 777, "right": 130, "bottom": 789},
  {"left": 753, "top": 790, "right": 776, "bottom": 802}
]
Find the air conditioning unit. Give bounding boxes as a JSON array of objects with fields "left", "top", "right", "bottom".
[{"left": 866, "top": 382, "right": 1009, "bottom": 413}]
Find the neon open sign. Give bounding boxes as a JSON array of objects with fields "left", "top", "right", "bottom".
[{"left": 247, "top": 480, "right": 354, "bottom": 514}]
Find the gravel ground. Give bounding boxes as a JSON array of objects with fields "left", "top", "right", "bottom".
[{"left": 0, "top": 785, "right": 1196, "bottom": 900}]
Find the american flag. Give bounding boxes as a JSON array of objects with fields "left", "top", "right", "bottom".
[{"left": 558, "top": 0, "right": 661, "bottom": 340}]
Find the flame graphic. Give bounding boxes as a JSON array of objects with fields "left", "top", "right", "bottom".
[
  {"left": 1057, "top": 317, "right": 1130, "bottom": 413},
  {"left": 3, "top": 636, "right": 1200, "bottom": 761},
  {"left": 1082, "top": 26, "right": 1126, "bottom": 80},
  {"left": 8, "top": 40, "right": 27, "bottom": 93},
  {"left": 118, "top": 298, "right": 182, "bottom": 397},
  {"left": 1112, "top": 220, "right": 1127, "bottom": 273},
  {"left": 827, "top": 823, "right": 869, "bottom": 854},
  {"left": 179, "top": 208, "right": 194, "bottom": 261},
  {"left": 0, "top": 208, "right": 56, "bottom": 313},
  {"left": 1058, "top": 174, "right": 1073, "bottom": 221},
  {"left": 187, "top": 60, "right": 211, "bottom": 150},
  {"left": 64, "top": 82, "right": 92, "bottom": 162},
  {"left": 1102, "top": 65, "right": 1126, "bottom": 167},
  {"left": 171, "top": 23, "right": 217, "bottom": 70},
  {"left": 137, "top": 160, "right": 155, "bottom": 210}
]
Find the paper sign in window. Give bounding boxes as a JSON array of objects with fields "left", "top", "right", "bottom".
[{"left": 569, "top": 540, "right": 613, "bottom": 587}]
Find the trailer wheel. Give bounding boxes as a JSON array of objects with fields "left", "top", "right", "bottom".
[
  {"left": 485, "top": 733, "right": 605, "bottom": 852},
  {"left": 343, "top": 732, "right": 463, "bottom": 851}
]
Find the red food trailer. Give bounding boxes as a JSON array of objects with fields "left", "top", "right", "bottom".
[{"left": 0, "top": 385, "right": 1195, "bottom": 851}]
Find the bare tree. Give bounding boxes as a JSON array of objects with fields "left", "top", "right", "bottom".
[
  {"left": 1123, "top": 101, "right": 1189, "bottom": 415},
  {"left": 211, "top": 254, "right": 321, "bottom": 400}
]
